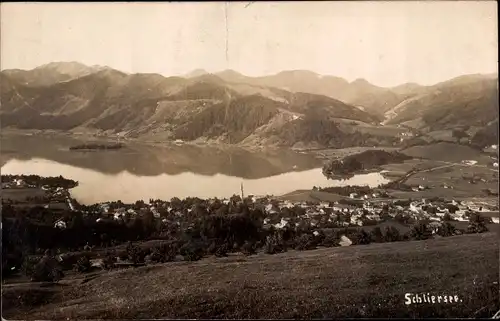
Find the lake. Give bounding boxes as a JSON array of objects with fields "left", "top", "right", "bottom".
[{"left": 1, "top": 133, "right": 390, "bottom": 204}]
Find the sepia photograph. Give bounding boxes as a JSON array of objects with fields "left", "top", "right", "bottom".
[{"left": 1, "top": 1, "right": 498, "bottom": 319}]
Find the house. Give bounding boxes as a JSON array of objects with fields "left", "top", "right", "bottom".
[
  {"left": 492, "top": 217, "right": 499, "bottom": 224},
  {"left": 349, "top": 193, "right": 358, "bottom": 199},
  {"left": 90, "top": 258, "right": 104, "bottom": 269},
  {"left": 428, "top": 222, "right": 442, "bottom": 234},
  {"left": 54, "top": 219, "right": 67, "bottom": 229},
  {"left": 409, "top": 203, "right": 420, "bottom": 213},
  {"left": 462, "top": 160, "right": 478, "bottom": 166},
  {"left": 339, "top": 235, "right": 353, "bottom": 247},
  {"left": 14, "top": 179, "right": 26, "bottom": 187},
  {"left": 274, "top": 218, "right": 289, "bottom": 229}
]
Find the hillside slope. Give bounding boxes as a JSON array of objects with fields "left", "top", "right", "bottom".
[
  {"left": 0, "top": 64, "right": 383, "bottom": 149},
  {"left": 3, "top": 233, "right": 498, "bottom": 319},
  {"left": 384, "top": 75, "right": 498, "bottom": 129},
  {"left": 214, "top": 70, "right": 421, "bottom": 116}
]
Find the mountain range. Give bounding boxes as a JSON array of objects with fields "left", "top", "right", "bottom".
[{"left": 1, "top": 62, "right": 498, "bottom": 149}]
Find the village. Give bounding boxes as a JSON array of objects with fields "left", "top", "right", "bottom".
[{"left": 3, "top": 175, "right": 497, "bottom": 245}]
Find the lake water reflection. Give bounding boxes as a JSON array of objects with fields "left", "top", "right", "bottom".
[
  {"left": 1, "top": 134, "right": 390, "bottom": 204},
  {"left": 2, "top": 158, "right": 389, "bottom": 204}
]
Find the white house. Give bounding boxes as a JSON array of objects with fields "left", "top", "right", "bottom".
[
  {"left": 409, "top": 203, "right": 420, "bottom": 213},
  {"left": 339, "top": 235, "right": 353, "bottom": 246},
  {"left": 349, "top": 193, "right": 358, "bottom": 199},
  {"left": 462, "top": 160, "right": 478, "bottom": 166},
  {"left": 274, "top": 218, "right": 289, "bottom": 229},
  {"left": 492, "top": 217, "right": 499, "bottom": 224},
  {"left": 54, "top": 219, "right": 67, "bottom": 229},
  {"left": 319, "top": 202, "right": 330, "bottom": 208}
]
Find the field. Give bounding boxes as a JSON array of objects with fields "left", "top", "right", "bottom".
[
  {"left": 401, "top": 142, "right": 494, "bottom": 164},
  {"left": 278, "top": 190, "right": 345, "bottom": 203},
  {"left": 3, "top": 233, "right": 498, "bottom": 319},
  {"left": 2, "top": 188, "right": 48, "bottom": 202}
]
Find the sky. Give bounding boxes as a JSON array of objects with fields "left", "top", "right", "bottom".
[{"left": 1, "top": 1, "right": 497, "bottom": 87}]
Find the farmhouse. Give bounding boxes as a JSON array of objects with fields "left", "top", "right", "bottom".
[
  {"left": 339, "top": 235, "right": 353, "bottom": 246},
  {"left": 54, "top": 219, "right": 67, "bottom": 229}
]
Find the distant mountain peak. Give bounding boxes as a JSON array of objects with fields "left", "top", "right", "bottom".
[
  {"left": 351, "top": 78, "right": 371, "bottom": 85},
  {"left": 184, "top": 69, "right": 209, "bottom": 78},
  {"left": 276, "top": 70, "right": 319, "bottom": 77},
  {"left": 217, "top": 69, "right": 245, "bottom": 77}
]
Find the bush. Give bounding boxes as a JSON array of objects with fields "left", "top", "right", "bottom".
[
  {"left": 241, "top": 240, "right": 258, "bottom": 256},
  {"left": 437, "top": 222, "right": 456, "bottom": 237},
  {"left": 320, "top": 232, "right": 340, "bottom": 247},
  {"left": 180, "top": 242, "right": 204, "bottom": 262},
  {"left": 208, "top": 240, "right": 230, "bottom": 258},
  {"left": 31, "top": 257, "right": 64, "bottom": 282},
  {"left": 410, "top": 223, "right": 432, "bottom": 240},
  {"left": 118, "top": 251, "right": 129, "bottom": 262},
  {"left": 294, "top": 234, "right": 317, "bottom": 251},
  {"left": 159, "top": 242, "right": 179, "bottom": 262},
  {"left": 102, "top": 252, "right": 117, "bottom": 269},
  {"left": 467, "top": 213, "right": 489, "bottom": 234},
  {"left": 384, "top": 226, "right": 401, "bottom": 242},
  {"left": 126, "top": 242, "right": 145, "bottom": 265},
  {"left": 264, "top": 233, "right": 287, "bottom": 254},
  {"left": 370, "top": 227, "right": 385, "bottom": 243},
  {"left": 147, "top": 247, "right": 164, "bottom": 264},
  {"left": 351, "top": 229, "right": 371, "bottom": 245},
  {"left": 21, "top": 256, "right": 40, "bottom": 278},
  {"left": 73, "top": 255, "right": 92, "bottom": 273}
]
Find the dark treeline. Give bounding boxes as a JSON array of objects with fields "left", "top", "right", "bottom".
[
  {"left": 322, "top": 150, "right": 413, "bottom": 179},
  {"left": 69, "top": 143, "right": 124, "bottom": 150},
  {"left": 1, "top": 175, "right": 78, "bottom": 189}
]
